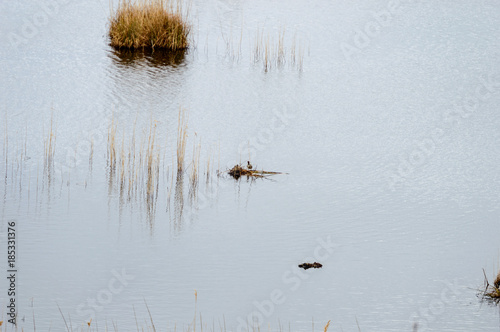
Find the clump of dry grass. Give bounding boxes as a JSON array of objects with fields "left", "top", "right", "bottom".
[
  {"left": 109, "top": 0, "right": 190, "bottom": 50},
  {"left": 482, "top": 269, "right": 500, "bottom": 303}
]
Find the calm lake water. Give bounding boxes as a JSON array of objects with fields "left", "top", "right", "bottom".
[{"left": 1, "top": 0, "right": 500, "bottom": 331}]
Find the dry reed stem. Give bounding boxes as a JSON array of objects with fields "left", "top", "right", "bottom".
[
  {"left": 323, "top": 320, "right": 331, "bottom": 332},
  {"left": 277, "top": 27, "right": 285, "bottom": 66},
  {"left": 146, "top": 120, "right": 160, "bottom": 198},
  {"left": 205, "top": 147, "right": 212, "bottom": 183},
  {"left": 44, "top": 115, "right": 56, "bottom": 168},
  {"left": 193, "top": 290, "right": 197, "bottom": 332},
  {"left": 119, "top": 134, "right": 126, "bottom": 191},
  {"left": 217, "top": 141, "right": 221, "bottom": 176},
  {"left": 189, "top": 136, "right": 201, "bottom": 191},
  {"left": 129, "top": 121, "right": 137, "bottom": 199},
  {"left": 177, "top": 107, "right": 188, "bottom": 172},
  {"left": 89, "top": 137, "right": 94, "bottom": 170},
  {"left": 107, "top": 116, "right": 117, "bottom": 169},
  {"left": 298, "top": 43, "right": 304, "bottom": 71},
  {"left": 264, "top": 34, "right": 269, "bottom": 71},
  {"left": 290, "top": 33, "right": 296, "bottom": 66},
  {"left": 144, "top": 300, "right": 157, "bottom": 332},
  {"left": 3, "top": 114, "right": 7, "bottom": 168}
]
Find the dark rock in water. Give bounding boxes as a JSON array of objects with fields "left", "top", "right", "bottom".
[{"left": 298, "top": 262, "right": 322, "bottom": 270}]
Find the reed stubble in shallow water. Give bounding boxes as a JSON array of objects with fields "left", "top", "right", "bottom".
[
  {"left": 109, "top": 0, "right": 190, "bottom": 50},
  {"left": 106, "top": 118, "right": 161, "bottom": 205},
  {"left": 253, "top": 27, "right": 304, "bottom": 72}
]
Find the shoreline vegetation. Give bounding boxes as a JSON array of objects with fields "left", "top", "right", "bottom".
[{"left": 109, "top": 0, "right": 190, "bottom": 50}]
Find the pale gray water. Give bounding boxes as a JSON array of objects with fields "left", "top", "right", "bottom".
[{"left": 1, "top": 0, "right": 500, "bottom": 331}]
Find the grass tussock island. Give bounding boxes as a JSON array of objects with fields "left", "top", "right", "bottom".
[{"left": 109, "top": 0, "right": 190, "bottom": 50}]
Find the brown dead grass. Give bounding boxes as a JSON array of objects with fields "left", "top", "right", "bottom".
[{"left": 109, "top": 0, "right": 190, "bottom": 50}]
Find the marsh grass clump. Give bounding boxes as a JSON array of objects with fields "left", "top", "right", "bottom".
[
  {"left": 109, "top": 0, "right": 190, "bottom": 50},
  {"left": 482, "top": 269, "right": 500, "bottom": 303}
]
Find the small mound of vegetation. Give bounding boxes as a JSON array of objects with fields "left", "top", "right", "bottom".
[
  {"left": 482, "top": 269, "right": 500, "bottom": 303},
  {"left": 109, "top": 0, "right": 190, "bottom": 50},
  {"left": 228, "top": 162, "right": 283, "bottom": 179}
]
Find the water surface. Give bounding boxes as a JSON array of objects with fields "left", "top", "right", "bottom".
[{"left": 1, "top": 0, "right": 500, "bottom": 331}]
